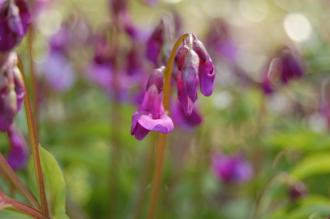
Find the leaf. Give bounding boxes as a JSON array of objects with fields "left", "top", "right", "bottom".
[
  {"left": 291, "top": 153, "right": 330, "bottom": 179},
  {"left": 29, "top": 145, "right": 69, "bottom": 219}
]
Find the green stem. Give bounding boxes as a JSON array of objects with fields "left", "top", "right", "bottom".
[
  {"left": 147, "top": 33, "right": 190, "bottom": 219},
  {"left": 0, "top": 153, "right": 39, "bottom": 208},
  {"left": 18, "top": 57, "right": 50, "bottom": 217}
]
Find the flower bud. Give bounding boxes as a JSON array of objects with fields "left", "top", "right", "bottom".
[
  {"left": 0, "top": 0, "right": 30, "bottom": 52},
  {"left": 0, "top": 53, "right": 25, "bottom": 131},
  {"left": 6, "top": 126, "right": 28, "bottom": 170}
]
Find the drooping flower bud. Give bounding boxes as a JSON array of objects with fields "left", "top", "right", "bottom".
[
  {"left": 278, "top": 48, "right": 304, "bottom": 84},
  {"left": 0, "top": 0, "right": 30, "bottom": 52},
  {"left": 6, "top": 126, "right": 28, "bottom": 170},
  {"left": 193, "top": 37, "right": 215, "bottom": 96},
  {"left": 288, "top": 182, "right": 307, "bottom": 201},
  {"left": 0, "top": 52, "right": 25, "bottom": 132},
  {"left": 212, "top": 153, "right": 252, "bottom": 184},
  {"left": 146, "top": 20, "right": 165, "bottom": 66},
  {"left": 260, "top": 47, "right": 304, "bottom": 95},
  {"left": 205, "top": 18, "right": 237, "bottom": 63},
  {"left": 172, "top": 102, "right": 202, "bottom": 129},
  {"left": 131, "top": 66, "right": 174, "bottom": 140}
]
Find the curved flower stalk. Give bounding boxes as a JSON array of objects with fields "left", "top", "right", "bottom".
[
  {"left": 0, "top": 52, "right": 25, "bottom": 132},
  {"left": 261, "top": 46, "right": 304, "bottom": 95}
]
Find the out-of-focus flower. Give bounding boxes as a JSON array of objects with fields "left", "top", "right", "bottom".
[
  {"left": 0, "top": 52, "right": 25, "bottom": 132},
  {"left": 143, "top": 0, "right": 158, "bottom": 6},
  {"left": 261, "top": 47, "right": 304, "bottom": 95},
  {"left": 146, "top": 20, "right": 165, "bottom": 66},
  {"left": 6, "top": 126, "right": 28, "bottom": 170},
  {"left": 212, "top": 153, "right": 252, "bottom": 184},
  {"left": 42, "top": 51, "right": 74, "bottom": 91},
  {"left": 0, "top": 0, "right": 31, "bottom": 52},
  {"left": 288, "top": 182, "right": 307, "bottom": 201},
  {"left": 40, "top": 18, "right": 89, "bottom": 91},
  {"left": 175, "top": 35, "right": 215, "bottom": 115},
  {"left": 109, "top": 0, "right": 127, "bottom": 18},
  {"left": 131, "top": 66, "right": 174, "bottom": 140},
  {"left": 172, "top": 102, "right": 202, "bottom": 129},
  {"left": 205, "top": 18, "right": 237, "bottom": 63}
]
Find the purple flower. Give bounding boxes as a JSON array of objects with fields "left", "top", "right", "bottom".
[
  {"left": 6, "top": 126, "right": 28, "bottom": 170},
  {"left": 212, "top": 153, "right": 252, "bottom": 184},
  {"left": 175, "top": 35, "right": 215, "bottom": 115},
  {"left": 131, "top": 66, "right": 174, "bottom": 140},
  {"left": 278, "top": 48, "right": 304, "bottom": 84},
  {"left": 288, "top": 182, "right": 307, "bottom": 201},
  {"left": 205, "top": 18, "right": 237, "bottom": 63},
  {"left": 41, "top": 51, "right": 75, "bottom": 91},
  {"left": 260, "top": 47, "right": 304, "bottom": 95},
  {"left": 109, "top": 0, "right": 127, "bottom": 18},
  {"left": 0, "top": 0, "right": 30, "bottom": 52},
  {"left": 146, "top": 21, "right": 165, "bottom": 66},
  {"left": 0, "top": 52, "right": 25, "bottom": 132},
  {"left": 172, "top": 102, "right": 202, "bottom": 129},
  {"left": 193, "top": 38, "right": 215, "bottom": 96}
]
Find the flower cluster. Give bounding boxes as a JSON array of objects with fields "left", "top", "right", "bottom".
[
  {"left": 175, "top": 34, "right": 215, "bottom": 115},
  {"left": 131, "top": 34, "right": 215, "bottom": 140},
  {"left": 0, "top": 52, "right": 25, "bottom": 131},
  {"left": 0, "top": 0, "right": 30, "bottom": 170},
  {"left": 261, "top": 47, "right": 304, "bottom": 95}
]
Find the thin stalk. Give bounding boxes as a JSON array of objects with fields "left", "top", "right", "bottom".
[
  {"left": 0, "top": 191, "right": 46, "bottom": 219},
  {"left": 0, "top": 154, "right": 39, "bottom": 208},
  {"left": 27, "top": 26, "right": 38, "bottom": 120},
  {"left": 147, "top": 33, "right": 190, "bottom": 219},
  {"left": 18, "top": 58, "right": 49, "bottom": 217}
]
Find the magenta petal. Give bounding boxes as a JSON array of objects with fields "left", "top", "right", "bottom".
[
  {"left": 199, "top": 60, "right": 215, "bottom": 96},
  {"left": 183, "top": 66, "right": 198, "bottom": 102},
  {"left": 138, "top": 114, "right": 174, "bottom": 134}
]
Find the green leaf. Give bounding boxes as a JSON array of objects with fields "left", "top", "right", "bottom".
[
  {"left": 291, "top": 153, "right": 330, "bottom": 179},
  {"left": 29, "top": 145, "right": 69, "bottom": 219}
]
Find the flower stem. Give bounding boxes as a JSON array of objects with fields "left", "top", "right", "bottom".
[
  {"left": 147, "top": 33, "right": 190, "bottom": 219},
  {"left": 0, "top": 153, "right": 39, "bottom": 209},
  {"left": 0, "top": 190, "right": 46, "bottom": 219},
  {"left": 27, "top": 26, "right": 39, "bottom": 124},
  {"left": 18, "top": 58, "right": 50, "bottom": 217}
]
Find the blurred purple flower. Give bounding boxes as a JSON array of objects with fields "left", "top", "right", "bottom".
[
  {"left": 261, "top": 47, "right": 304, "bottom": 95},
  {"left": 212, "top": 153, "right": 252, "bottom": 184},
  {"left": 0, "top": 52, "right": 25, "bottom": 132},
  {"left": 0, "top": 0, "right": 30, "bottom": 52},
  {"left": 288, "top": 182, "right": 307, "bottom": 201},
  {"left": 205, "top": 18, "right": 237, "bottom": 63},
  {"left": 6, "top": 126, "right": 28, "bottom": 170},
  {"left": 278, "top": 47, "right": 304, "bottom": 84},
  {"left": 131, "top": 66, "right": 174, "bottom": 140},
  {"left": 109, "top": 0, "right": 127, "bottom": 18},
  {"left": 172, "top": 102, "right": 202, "bottom": 129},
  {"left": 146, "top": 20, "right": 165, "bottom": 66},
  {"left": 41, "top": 51, "right": 75, "bottom": 91}
]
